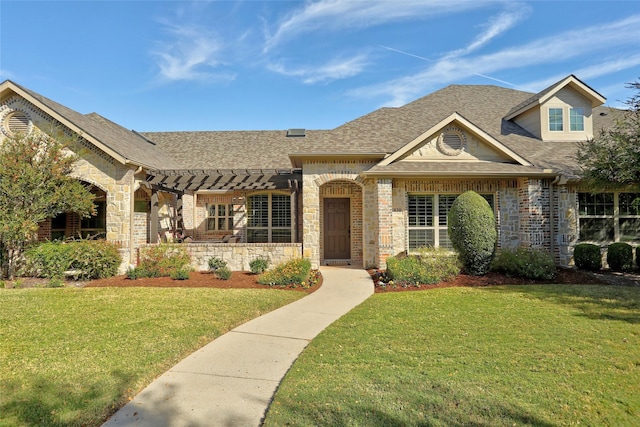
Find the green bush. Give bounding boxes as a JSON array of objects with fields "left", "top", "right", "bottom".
[
  {"left": 170, "top": 268, "right": 191, "bottom": 280},
  {"left": 448, "top": 191, "right": 497, "bottom": 276},
  {"left": 138, "top": 244, "right": 191, "bottom": 277},
  {"left": 258, "top": 258, "right": 312, "bottom": 287},
  {"left": 26, "top": 240, "right": 121, "bottom": 280},
  {"left": 491, "top": 248, "right": 556, "bottom": 280},
  {"left": 574, "top": 243, "right": 602, "bottom": 271},
  {"left": 216, "top": 266, "right": 232, "bottom": 280},
  {"left": 637, "top": 246, "right": 640, "bottom": 271},
  {"left": 249, "top": 257, "right": 270, "bottom": 274},
  {"left": 386, "top": 248, "right": 460, "bottom": 286},
  {"left": 208, "top": 257, "right": 227, "bottom": 272},
  {"left": 607, "top": 242, "right": 633, "bottom": 272}
]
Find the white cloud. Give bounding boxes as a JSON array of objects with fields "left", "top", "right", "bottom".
[
  {"left": 521, "top": 54, "right": 640, "bottom": 93},
  {"left": 151, "top": 20, "right": 235, "bottom": 83},
  {"left": 0, "top": 69, "right": 14, "bottom": 80},
  {"left": 443, "top": 7, "right": 530, "bottom": 59},
  {"left": 349, "top": 14, "right": 640, "bottom": 106},
  {"left": 264, "top": 0, "right": 498, "bottom": 52},
  {"left": 269, "top": 53, "right": 370, "bottom": 84}
]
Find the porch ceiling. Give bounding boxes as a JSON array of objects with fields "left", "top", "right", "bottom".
[{"left": 146, "top": 169, "right": 301, "bottom": 192}]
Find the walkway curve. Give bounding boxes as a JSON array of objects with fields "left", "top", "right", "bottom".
[{"left": 102, "top": 266, "right": 374, "bottom": 427}]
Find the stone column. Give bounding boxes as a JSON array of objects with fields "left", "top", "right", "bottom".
[{"left": 302, "top": 177, "right": 320, "bottom": 269}]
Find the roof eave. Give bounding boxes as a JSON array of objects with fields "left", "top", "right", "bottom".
[
  {"left": 2, "top": 81, "right": 129, "bottom": 165},
  {"left": 289, "top": 152, "right": 387, "bottom": 168},
  {"left": 361, "top": 170, "right": 559, "bottom": 179}
]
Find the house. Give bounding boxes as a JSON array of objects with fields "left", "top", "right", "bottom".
[{"left": 0, "top": 75, "right": 633, "bottom": 272}]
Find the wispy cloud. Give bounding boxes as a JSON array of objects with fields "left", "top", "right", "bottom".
[
  {"left": 268, "top": 53, "right": 370, "bottom": 84},
  {"left": 263, "top": 0, "right": 496, "bottom": 52},
  {"left": 0, "top": 69, "right": 14, "bottom": 80},
  {"left": 151, "top": 21, "right": 235, "bottom": 83},
  {"left": 521, "top": 54, "right": 640, "bottom": 93},
  {"left": 443, "top": 7, "right": 530, "bottom": 59},
  {"left": 350, "top": 14, "right": 640, "bottom": 106}
]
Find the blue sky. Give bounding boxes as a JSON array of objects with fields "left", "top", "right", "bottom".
[{"left": 1, "top": 1, "right": 639, "bottom": 132}]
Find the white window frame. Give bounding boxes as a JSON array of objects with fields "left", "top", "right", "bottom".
[
  {"left": 578, "top": 192, "right": 640, "bottom": 243},
  {"left": 246, "top": 192, "right": 292, "bottom": 243},
  {"left": 570, "top": 107, "right": 585, "bottom": 132},
  {"left": 407, "top": 193, "right": 495, "bottom": 251},
  {"left": 549, "top": 107, "right": 564, "bottom": 132}
]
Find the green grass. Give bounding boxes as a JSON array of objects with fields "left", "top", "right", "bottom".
[
  {"left": 265, "top": 285, "right": 640, "bottom": 426},
  {"left": 0, "top": 287, "right": 302, "bottom": 427}
]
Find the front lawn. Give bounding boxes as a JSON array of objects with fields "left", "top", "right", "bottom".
[
  {"left": 265, "top": 284, "right": 640, "bottom": 426},
  {"left": 0, "top": 287, "right": 302, "bottom": 427}
]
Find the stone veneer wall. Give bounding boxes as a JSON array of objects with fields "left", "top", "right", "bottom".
[
  {"left": 555, "top": 185, "right": 579, "bottom": 266},
  {"left": 143, "top": 243, "right": 303, "bottom": 272},
  {"left": 1, "top": 95, "right": 143, "bottom": 272},
  {"left": 518, "top": 178, "right": 551, "bottom": 249}
]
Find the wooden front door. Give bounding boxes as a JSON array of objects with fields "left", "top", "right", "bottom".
[{"left": 324, "top": 198, "right": 350, "bottom": 260}]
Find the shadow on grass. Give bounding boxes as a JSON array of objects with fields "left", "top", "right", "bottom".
[
  {"left": 267, "top": 381, "right": 556, "bottom": 427},
  {"left": 487, "top": 284, "right": 640, "bottom": 324},
  {"left": 1, "top": 370, "right": 135, "bottom": 427}
]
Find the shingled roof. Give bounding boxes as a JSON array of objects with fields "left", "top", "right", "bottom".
[
  {"left": 143, "top": 82, "right": 620, "bottom": 178},
  {"left": 0, "top": 80, "right": 179, "bottom": 170}
]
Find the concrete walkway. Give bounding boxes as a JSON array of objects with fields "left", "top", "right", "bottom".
[{"left": 102, "top": 266, "right": 373, "bottom": 427}]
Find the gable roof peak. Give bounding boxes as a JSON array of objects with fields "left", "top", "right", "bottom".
[{"left": 504, "top": 74, "right": 606, "bottom": 121}]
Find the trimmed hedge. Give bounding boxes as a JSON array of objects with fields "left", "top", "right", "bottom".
[
  {"left": 574, "top": 243, "right": 602, "bottom": 271},
  {"left": 607, "top": 242, "right": 633, "bottom": 272},
  {"left": 386, "top": 248, "right": 460, "bottom": 286},
  {"left": 25, "top": 240, "right": 121, "bottom": 280},
  {"left": 491, "top": 248, "right": 556, "bottom": 280},
  {"left": 448, "top": 191, "right": 497, "bottom": 276}
]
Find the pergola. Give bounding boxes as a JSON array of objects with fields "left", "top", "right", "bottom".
[{"left": 143, "top": 168, "right": 302, "bottom": 243}]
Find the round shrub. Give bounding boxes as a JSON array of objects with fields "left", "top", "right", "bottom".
[
  {"left": 574, "top": 243, "right": 602, "bottom": 271},
  {"left": 448, "top": 191, "right": 497, "bottom": 276},
  {"left": 607, "top": 242, "right": 633, "bottom": 272},
  {"left": 216, "top": 266, "right": 232, "bottom": 280},
  {"left": 249, "top": 257, "right": 270, "bottom": 274}
]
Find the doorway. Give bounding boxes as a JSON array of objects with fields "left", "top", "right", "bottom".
[{"left": 323, "top": 198, "right": 350, "bottom": 260}]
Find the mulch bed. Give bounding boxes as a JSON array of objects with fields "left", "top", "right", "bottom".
[
  {"left": 368, "top": 267, "right": 638, "bottom": 293},
  {"left": 4, "top": 267, "right": 640, "bottom": 292}
]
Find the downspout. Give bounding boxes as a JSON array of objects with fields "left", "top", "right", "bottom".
[{"left": 130, "top": 166, "right": 143, "bottom": 265}]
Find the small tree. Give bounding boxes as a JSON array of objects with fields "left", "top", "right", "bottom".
[
  {"left": 577, "top": 79, "right": 640, "bottom": 189},
  {"left": 0, "top": 129, "right": 95, "bottom": 279},
  {"left": 448, "top": 191, "right": 497, "bottom": 276}
]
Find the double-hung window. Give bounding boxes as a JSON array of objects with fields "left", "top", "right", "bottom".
[
  {"left": 408, "top": 194, "right": 494, "bottom": 250},
  {"left": 570, "top": 108, "right": 584, "bottom": 131},
  {"left": 246, "top": 193, "right": 292, "bottom": 243},
  {"left": 578, "top": 192, "right": 640, "bottom": 242},
  {"left": 549, "top": 108, "right": 563, "bottom": 131}
]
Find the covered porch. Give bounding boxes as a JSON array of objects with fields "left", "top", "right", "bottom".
[{"left": 139, "top": 168, "right": 304, "bottom": 270}]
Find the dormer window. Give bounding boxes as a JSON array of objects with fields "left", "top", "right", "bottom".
[
  {"left": 570, "top": 108, "right": 584, "bottom": 131},
  {"left": 548, "top": 108, "right": 563, "bottom": 131}
]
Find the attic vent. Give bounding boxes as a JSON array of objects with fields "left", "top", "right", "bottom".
[
  {"left": 437, "top": 127, "right": 466, "bottom": 156},
  {"left": 286, "top": 128, "right": 306, "bottom": 137},
  {"left": 1, "top": 110, "right": 32, "bottom": 137}
]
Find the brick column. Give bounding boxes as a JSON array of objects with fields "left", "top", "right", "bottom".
[{"left": 376, "top": 179, "right": 393, "bottom": 269}]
